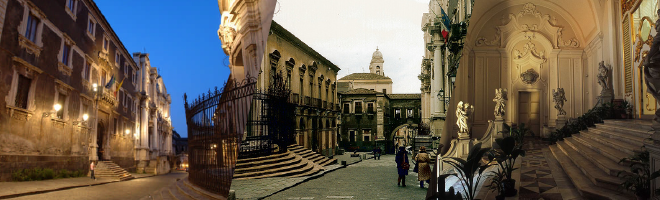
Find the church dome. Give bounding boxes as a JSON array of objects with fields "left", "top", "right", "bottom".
[{"left": 372, "top": 48, "right": 382, "bottom": 59}]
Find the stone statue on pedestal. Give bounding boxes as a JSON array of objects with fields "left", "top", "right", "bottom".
[
  {"left": 553, "top": 88, "right": 567, "bottom": 116},
  {"left": 598, "top": 61, "right": 611, "bottom": 92},
  {"left": 456, "top": 101, "right": 474, "bottom": 138},
  {"left": 493, "top": 88, "right": 507, "bottom": 118},
  {"left": 644, "top": 9, "right": 660, "bottom": 122}
]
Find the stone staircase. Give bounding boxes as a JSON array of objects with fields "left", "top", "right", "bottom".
[
  {"left": 90, "top": 161, "right": 134, "bottom": 181},
  {"left": 232, "top": 144, "right": 336, "bottom": 180},
  {"left": 549, "top": 119, "right": 651, "bottom": 200},
  {"left": 139, "top": 177, "right": 225, "bottom": 200}
]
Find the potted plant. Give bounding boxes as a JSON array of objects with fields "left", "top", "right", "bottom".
[
  {"left": 443, "top": 142, "right": 492, "bottom": 200},
  {"left": 487, "top": 169, "right": 507, "bottom": 200},
  {"left": 618, "top": 150, "right": 660, "bottom": 200},
  {"left": 489, "top": 136, "right": 525, "bottom": 197}
]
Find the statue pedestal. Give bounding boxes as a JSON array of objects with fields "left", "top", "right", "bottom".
[
  {"left": 492, "top": 117, "right": 506, "bottom": 149},
  {"left": 556, "top": 115, "right": 567, "bottom": 129},
  {"left": 456, "top": 137, "right": 474, "bottom": 158},
  {"left": 598, "top": 91, "right": 613, "bottom": 106}
]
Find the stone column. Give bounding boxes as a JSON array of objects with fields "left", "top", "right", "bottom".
[
  {"left": 433, "top": 43, "right": 445, "bottom": 117},
  {"left": 90, "top": 104, "right": 99, "bottom": 161},
  {"left": 151, "top": 114, "right": 157, "bottom": 157}
]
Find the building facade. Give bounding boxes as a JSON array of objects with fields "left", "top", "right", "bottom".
[
  {"left": 0, "top": 0, "right": 173, "bottom": 180},
  {"left": 337, "top": 49, "right": 393, "bottom": 94},
  {"left": 259, "top": 21, "right": 340, "bottom": 156}
]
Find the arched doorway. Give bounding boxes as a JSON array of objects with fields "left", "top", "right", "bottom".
[{"left": 97, "top": 122, "right": 105, "bottom": 161}]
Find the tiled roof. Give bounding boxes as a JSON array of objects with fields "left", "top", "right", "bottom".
[
  {"left": 338, "top": 73, "right": 391, "bottom": 80},
  {"left": 387, "top": 94, "right": 421, "bottom": 99},
  {"left": 339, "top": 88, "right": 381, "bottom": 95}
]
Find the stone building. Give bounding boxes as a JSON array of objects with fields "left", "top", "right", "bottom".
[
  {"left": 337, "top": 49, "right": 393, "bottom": 94},
  {"left": 259, "top": 20, "right": 340, "bottom": 156},
  {"left": 0, "top": 0, "right": 173, "bottom": 181}
]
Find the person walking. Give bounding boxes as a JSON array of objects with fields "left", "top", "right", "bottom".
[
  {"left": 415, "top": 146, "right": 432, "bottom": 188},
  {"left": 395, "top": 146, "right": 409, "bottom": 187},
  {"left": 376, "top": 147, "right": 382, "bottom": 160},
  {"left": 90, "top": 161, "right": 96, "bottom": 180}
]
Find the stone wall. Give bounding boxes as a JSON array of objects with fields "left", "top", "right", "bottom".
[{"left": 0, "top": 155, "right": 88, "bottom": 181}]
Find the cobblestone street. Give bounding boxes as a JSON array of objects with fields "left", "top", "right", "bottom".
[
  {"left": 8, "top": 172, "right": 188, "bottom": 200},
  {"left": 265, "top": 154, "right": 428, "bottom": 199}
]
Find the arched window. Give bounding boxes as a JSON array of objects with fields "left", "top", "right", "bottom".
[{"left": 376, "top": 66, "right": 380, "bottom": 69}]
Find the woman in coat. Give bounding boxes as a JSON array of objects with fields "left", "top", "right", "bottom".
[
  {"left": 415, "top": 146, "right": 432, "bottom": 188},
  {"left": 395, "top": 146, "right": 409, "bottom": 187}
]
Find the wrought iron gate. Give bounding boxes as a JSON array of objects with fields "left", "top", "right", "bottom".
[
  {"left": 184, "top": 75, "right": 256, "bottom": 197},
  {"left": 241, "top": 73, "right": 296, "bottom": 158}
]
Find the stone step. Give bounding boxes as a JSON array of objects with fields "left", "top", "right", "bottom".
[
  {"left": 596, "top": 123, "right": 653, "bottom": 138},
  {"left": 236, "top": 153, "right": 296, "bottom": 169},
  {"left": 234, "top": 154, "right": 301, "bottom": 175},
  {"left": 580, "top": 131, "right": 638, "bottom": 155},
  {"left": 563, "top": 137, "right": 629, "bottom": 176},
  {"left": 236, "top": 160, "right": 318, "bottom": 180},
  {"left": 603, "top": 120, "right": 653, "bottom": 130},
  {"left": 590, "top": 126, "right": 650, "bottom": 146},
  {"left": 571, "top": 134, "right": 630, "bottom": 164},
  {"left": 319, "top": 158, "right": 337, "bottom": 166},
  {"left": 233, "top": 157, "right": 307, "bottom": 179},
  {"left": 556, "top": 141, "right": 623, "bottom": 191},
  {"left": 236, "top": 151, "right": 289, "bottom": 164},
  {"left": 549, "top": 145, "right": 631, "bottom": 200}
]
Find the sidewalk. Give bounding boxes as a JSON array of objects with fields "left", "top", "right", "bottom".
[
  {"left": 230, "top": 153, "right": 363, "bottom": 200},
  {"left": 0, "top": 173, "right": 156, "bottom": 199}
]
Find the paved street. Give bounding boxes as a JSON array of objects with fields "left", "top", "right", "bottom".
[
  {"left": 8, "top": 172, "right": 188, "bottom": 200},
  {"left": 266, "top": 154, "right": 428, "bottom": 200}
]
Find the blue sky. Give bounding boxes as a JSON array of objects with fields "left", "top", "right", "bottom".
[{"left": 95, "top": 1, "right": 230, "bottom": 137}]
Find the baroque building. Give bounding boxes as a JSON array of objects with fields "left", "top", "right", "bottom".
[
  {"left": 259, "top": 21, "right": 341, "bottom": 156},
  {"left": 0, "top": 0, "right": 173, "bottom": 181},
  {"left": 337, "top": 49, "right": 393, "bottom": 94}
]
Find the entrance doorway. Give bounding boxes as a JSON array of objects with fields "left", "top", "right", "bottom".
[
  {"left": 97, "top": 123, "right": 105, "bottom": 160},
  {"left": 518, "top": 91, "right": 540, "bottom": 136}
]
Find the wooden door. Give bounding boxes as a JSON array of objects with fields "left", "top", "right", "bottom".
[{"left": 518, "top": 91, "right": 541, "bottom": 136}]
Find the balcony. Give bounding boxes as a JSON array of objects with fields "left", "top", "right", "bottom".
[
  {"left": 312, "top": 98, "right": 321, "bottom": 108},
  {"left": 291, "top": 93, "right": 300, "bottom": 105},
  {"left": 304, "top": 96, "right": 311, "bottom": 106}
]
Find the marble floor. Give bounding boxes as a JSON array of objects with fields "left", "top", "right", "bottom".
[{"left": 518, "top": 137, "right": 582, "bottom": 200}]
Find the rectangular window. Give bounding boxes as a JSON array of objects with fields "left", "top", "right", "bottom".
[
  {"left": 124, "top": 63, "right": 128, "bottom": 75},
  {"left": 367, "top": 103, "right": 374, "bottom": 113},
  {"left": 25, "top": 14, "right": 39, "bottom": 42},
  {"left": 355, "top": 102, "right": 362, "bottom": 114},
  {"left": 343, "top": 103, "right": 350, "bottom": 114},
  {"left": 132, "top": 70, "right": 137, "bottom": 84},
  {"left": 407, "top": 109, "right": 413, "bottom": 118},
  {"left": 395, "top": 109, "right": 401, "bottom": 119},
  {"left": 349, "top": 130, "right": 355, "bottom": 142},
  {"left": 83, "top": 62, "right": 91, "bottom": 80},
  {"left": 103, "top": 37, "right": 109, "bottom": 51},
  {"left": 119, "top": 90, "right": 124, "bottom": 106},
  {"left": 66, "top": 0, "right": 76, "bottom": 15},
  {"left": 87, "top": 18, "right": 95, "bottom": 36},
  {"left": 115, "top": 52, "right": 120, "bottom": 64},
  {"left": 363, "top": 135, "right": 370, "bottom": 142},
  {"left": 56, "top": 92, "right": 66, "bottom": 119},
  {"left": 62, "top": 44, "right": 71, "bottom": 64},
  {"left": 15, "top": 75, "right": 31, "bottom": 109}
]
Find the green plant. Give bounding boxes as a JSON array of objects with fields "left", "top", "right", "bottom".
[
  {"left": 487, "top": 169, "right": 506, "bottom": 197},
  {"left": 11, "top": 168, "right": 86, "bottom": 181},
  {"left": 443, "top": 142, "right": 492, "bottom": 200},
  {"left": 489, "top": 137, "right": 525, "bottom": 181},
  {"left": 617, "top": 149, "right": 660, "bottom": 199}
]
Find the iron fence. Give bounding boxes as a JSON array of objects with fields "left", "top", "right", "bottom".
[
  {"left": 184, "top": 75, "right": 256, "bottom": 197},
  {"left": 241, "top": 73, "right": 296, "bottom": 158}
]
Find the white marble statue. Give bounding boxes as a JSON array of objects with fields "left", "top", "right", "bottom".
[
  {"left": 493, "top": 88, "right": 507, "bottom": 117},
  {"left": 644, "top": 9, "right": 660, "bottom": 122},
  {"left": 597, "top": 61, "right": 610, "bottom": 91},
  {"left": 456, "top": 101, "right": 474, "bottom": 135},
  {"left": 553, "top": 88, "right": 568, "bottom": 116}
]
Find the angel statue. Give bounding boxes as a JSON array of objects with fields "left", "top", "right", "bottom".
[
  {"left": 644, "top": 9, "right": 660, "bottom": 121},
  {"left": 597, "top": 61, "right": 610, "bottom": 91},
  {"left": 493, "top": 88, "right": 507, "bottom": 117},
  {"left": 553, "top": 88, "right": 568, "bottom": 116},
  {"left": 456, "top": 101, "right": 474, "bottom": 135}
]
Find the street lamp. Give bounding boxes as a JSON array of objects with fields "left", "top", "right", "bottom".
[
  {"left": 437, "top": 89, "right": 444, "bottom": 101},
  {"left": 83, "top": 114, "right": 89, "bottom": 121},
  {"left": 125, "top": 129, "right": 130, "bottom": 135}
]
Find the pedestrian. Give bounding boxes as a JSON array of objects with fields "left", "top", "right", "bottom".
[
  {"left": 376, "top": 147, "right": 382, "bottom": 160},
  {"left": 90, "top": 161, "right": 96, "bottom": 180},
  {"left": 415, "top": 146, "right": 431, "bottom": 188},
  {"left": 395, "top": 146, "right": 409, "bottom": 187}
]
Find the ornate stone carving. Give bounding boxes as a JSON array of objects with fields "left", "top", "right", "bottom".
[
  {"left": 557, "top": 28, "right": 579, "bottom": 48},
  {"left": 493, "top": 88, "right": 507, "bottom": 117},
  {"left": 520, "top": 68, "right": 539, "bottom": 84},
  {"left": 58, "top": 62, "right": 72, "bottom": 76},
  {"left": 553, "top": 88, "right": 567, "bottom": 115},
  {"left": 475, "top": 29, "right": 501, "bottom": 47},
  {"left": 514, "top": 41, "right": 545, "bottom": 60},
  {"left": 518, "top": 3, "right": 542, "bottom": 18},
  {"left": 18, "top": 35, "right": 42, "bottom": 57},
  {"left": 456, "top": 101, "right": 474, "bottom": 138},
  {"left": 643, "top": 9, "right": 660, "bottom": 122},
  {"left": 218, "top": 24, "right": 237, "bottom": 55}
]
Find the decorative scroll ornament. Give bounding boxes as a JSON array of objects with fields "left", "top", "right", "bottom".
[
  {"left": 218, "top": 24, "right": 237, "bottom": 55},
  {"left": 518, "top": 3, "right": 542, "bottom": 18},
  {"left": 456, "top": 101, "right": 474, "bottom": 138},
  {"left": 553, "top": 88, "right": 568, "bottom": 115},
  {"left": 493, "top": 88, "right": 508, "bottom": 118},
  {"left": 557, "top": 28, "right": 579, "bottom": 48},
  {"left": 475, "top": 29, "right": 501, "bottom": 47},
  {"left": 520, "top": 68, "right": 539, "bottom": 84},
  {"left": 514, "top": 41, "right": 545, "bottom": 60}
]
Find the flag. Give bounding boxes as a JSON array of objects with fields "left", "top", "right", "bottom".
[
  {"left": 114, "top": 78, "right": 125, "bottom": 98},
  {"left": 440, "top": 7, "right": 451, "bottom": 42},
  {"left": 105, "top": 75, "right": 115, "bottom": 89}
]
